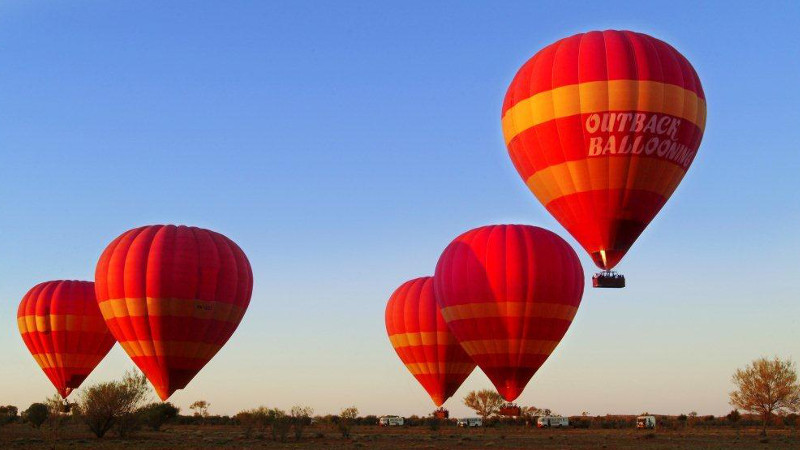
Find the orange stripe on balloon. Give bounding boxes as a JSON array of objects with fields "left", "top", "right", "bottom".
[
  {"left": 502, "top": 80, "right": 707, "bottom": 145},
  {"left": 525, "top": 157, "right": 685, "bottom": 206},
  {"left": 118, "top": 340, "right": 222, "bottom": 359},
  {"left": 388, "top": 331, "right": 461, "bottom": 348},
  {"left": 98, "top": 298, "right": 246, "bottom": 324},
  {"left": 405, "top": 362, "right": 476, "bottom": 376},
  {"left": 31, "top": 353, "right": 108, "bottom": 369},
  {"left": 440, "top": 302, "right": 578, "bottom": 322},
  {"left": 458, "top": 339, "right": 561, "bottom": 357},
  {"left": 17, "top": 315, "right": 110, "bottom": 334}
]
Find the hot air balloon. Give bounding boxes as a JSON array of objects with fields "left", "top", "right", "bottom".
[
  {"left": 94, "top": 225, "right": 253, "bottom": 400},
  {"left": 502, "top": 30, "right": 706, "bottom": 287},
  {"left": 385, "top": 277, "right": 476, "bottom": 415},
  {"left": 434, "top": 225, "right": 583, "bottom": 403},
  {"left": 17, "top": 280, "right": 116, "bottom": 399}
]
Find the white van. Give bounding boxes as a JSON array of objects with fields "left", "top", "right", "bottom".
[
  {"left": 378, "top": 415, "right": 404, "bottom": 427},
  {"left": 537, "top": 416, "right": 569, "bottom": 428},
  {"left": 457, "top": 417, "right": 483, "bottom": 427},
  {"left": 637, "top": 416, "right": 656, "bottom": 429}
]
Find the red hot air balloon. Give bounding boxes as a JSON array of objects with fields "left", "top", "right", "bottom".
[
  {"left": 385, "top": 277, "right": 476, "bottom": 408},
  {"left": 94, "top": 225, "right": 253, "bottom": 400},
  {"left": 17, "top": 280, "right": 116, "bottom": 399},
  {"left": 434, "top": 225, "right": 583, "bottom": 402},
  {"left": 502, "top": 30, "right": 706, "bottom": 285}
]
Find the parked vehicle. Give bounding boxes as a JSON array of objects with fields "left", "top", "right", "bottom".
[
  {"left": 457, "top": 417, "right": 483, "bottom": 427},
  {"left": 537, "top": 416, "right": 569, "bottom": 428},
  {"left": 637, "top": 415, "right": 656, "bottom": 429},
  {"left": 378, "top": 415, "right": 404, "bottom": 427}
]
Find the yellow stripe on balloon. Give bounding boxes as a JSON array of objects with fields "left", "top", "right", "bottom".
[
  {"left": 98, "top": 298, "right": 246, "bottom": 323},
  {"left": 502, "top": 80, "right": 707, "bottom": 145},
  {"left": 458, "top": 339, "right": 561, "bottom": 357},
  {"left": 119, "top": 340, "right": 222, "bottom": 359},
  {"left": 525, "top": 157, "right": 685, "bottom": 206},
  {"left": 405, "top": 361, "right": 476, "bottom": 376},
  {"left": 17, "top": 315, "right": 109, "bottom": 334},
  {"left": 389, "top": 331, "right": 460, "bottom": 348},
  {"left": 440, "top": 302, "right": 578, "bottom": 322}
]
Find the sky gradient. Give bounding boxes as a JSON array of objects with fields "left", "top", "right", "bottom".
[{"left": 2, "top": 1, "right": 799, "bottom": 418}]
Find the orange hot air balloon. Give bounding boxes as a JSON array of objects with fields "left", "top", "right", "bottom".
[
  {"left": 502, "top": 30, "right": 706, "bottom": 281},
  {"left": 385, "top": 277, "right": 476, "bottom": 407},
  {"left": 434, "top": 225, "right": 583, "bottom": 402},
  {"left": 17, "top": 280, "right": 116, "bottom": 399},
  {"left": 94, "top": 225, "right": 253, "bottom": 400}
]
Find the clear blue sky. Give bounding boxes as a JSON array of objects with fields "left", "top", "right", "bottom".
[{"left": 1, "top": 1, "right": 798, "bottom": 417}]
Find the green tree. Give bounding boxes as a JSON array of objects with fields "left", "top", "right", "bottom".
[
  {"left": 290, "top": 405, "right": 314, "bottom": 440},
  {"left": 730, "top": 356, "right": 800, "bottom": 436},
  {"left": 338, "top": 407, "right": 358, "bottom": 438},
  {"left": 139, "top": 402, "right": 179, "bottom": 431},
  {"left": 463, "top": 389, "right": 504, "bottom": 421},
  {"left": 22, "top": 403, "right": 48, "bottom": 429},
  {"left": 77, "top": 370, "right": 151, "bottom": 438},
  {"left": 189, "top": 400, "right": 211, "bottom": 420}
]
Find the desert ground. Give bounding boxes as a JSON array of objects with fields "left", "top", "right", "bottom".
[{"left": 2, "top": 423, "right": 799, "bottom": 449}]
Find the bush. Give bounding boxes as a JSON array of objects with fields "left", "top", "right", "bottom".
[
  {"left": 139, "top": 403, "right": 179, "bottom": 431},
  {"left": 22, "top": 403, "right": 48, "bottom": 428},
  {"left": 290, "top": 406, "right": 313, "bottom": 441},
  {"left": 339, "top": 407, "right": 358, "bottom": 439},
  {"left": 77, "top": 370, "right": 151, "bottom": 438},
  {"left": 269, "top": 409, "right": 291, "bottom": 442},
  {"left": 0, "top": 405, "right": 18, "bottom": 426}
]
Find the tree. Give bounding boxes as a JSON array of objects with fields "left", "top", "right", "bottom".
[
  {"left": 139, "top": 403, "right": 179, "bottom": 431},
  {"left": 22, "top": 403, "right": 48, "bottom": 429},
  {"left": 290, "top": 406, "right": 314, "bottom": 441},
  {"left": 729, "top": 356, "right": 800, "bottom": 436},
  {"left": 190, "top": 400, "right": 211, "bottom": 420},
  {"left": 463, "top": 389, "right": 504, "bottom": 421},
  {"left": 338, "top": 407, "right": 358, "bottom": 438},
  {"left": 77, "top": 370, "right": 151, "bottom": 438},
  {"left": 727, "top": 409, "right": 741, "bottom": 424},
  {"left": 267, "top": 408, "right": 291, "bottom": 442},
  {"left": 0, "top": 406, "right": 18, "bottom": 425}
]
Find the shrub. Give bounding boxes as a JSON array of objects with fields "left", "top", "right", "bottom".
[
  {"left": 290, "top": 406, "right": 313, "bottom": 441},
  {"left": 22, "top": 403, "right": 48, "bottom": 428},
  {"left": 139, "top": 403, "right": 179, "bottom": 431},
  {"left": 0, "top": 405, "right": 18, "bottom": 425},
  {"left": 77, "top": 370, "right": 151, "bottom": 438},
  {"left": 339, "top": 407, "right": 358, "bottom": 438}
]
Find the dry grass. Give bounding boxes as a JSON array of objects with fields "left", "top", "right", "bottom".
[{"left": 2, "top": 423, "right": 799, "bottom": 449}]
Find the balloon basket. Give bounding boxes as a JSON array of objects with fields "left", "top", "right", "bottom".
[
  {"left": 499, "top": 403, "right": 522, "bottom": 417},
  {"left": 433, "top": 407, "right": 449, "bottom": 419},
  {"left": 592, "top": 270, "right": 625, "bottom": 288}
]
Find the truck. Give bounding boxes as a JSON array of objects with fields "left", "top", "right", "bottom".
[
  {"left": 537, "top": 416, "right": 569, "bottom": 428},
  {"left": 457, "top": 417, "right": 483, "bottom": 427},
  {"left": 378, "top": 415, "right": 404, "bottom": 427},
  {"left": 637, "top": 416, "right": 656, "bottom": 429}
]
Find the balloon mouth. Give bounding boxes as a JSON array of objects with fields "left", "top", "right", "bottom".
[{"left": 590, "top": 249, "right": 624, "bottom": 270}]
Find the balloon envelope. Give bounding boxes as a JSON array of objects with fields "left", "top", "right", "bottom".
[
  {"left": 385, "top": 277, "right": 476, "bottom": 406},
  {"left": 17, "top": 280, "right": 116, "bottom": 399},
  {"left": 94, "top": 225, "right": 253, "bottom": 400},
  {"left": 434, "top": 225, "right": 583, "bottom": 401},
  {"left": 502, "top": 30, "right": 706, "bottom": 270}
]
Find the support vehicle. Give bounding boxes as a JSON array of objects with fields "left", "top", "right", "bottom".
[
  {"left": 457, "top": 417, "right": 483, "bottom": 427},
  {"left": 537, "top": 416, "right": 569, "bottom": 428}
]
